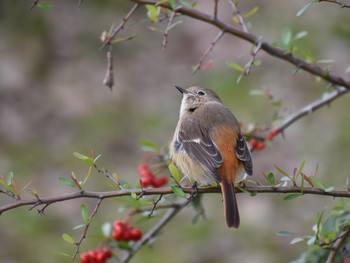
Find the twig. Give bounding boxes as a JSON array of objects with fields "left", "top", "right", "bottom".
[
  {"left": 213, "top": 0, "right": 219, "bottom": 20},
  {"left": 121, "top": 201, "right": 185, "bottom": 263},
  {"left": 227, "top": 0, "right": 249, "bottom": 33},
  {"left": 72, "top": 198, "right": 103, "bottom": 260},
  {"left": 103, "top": 46, "right": 114, "bottom": 91},
  {"left": 148, "top": 194, "right": 164, "bottom": 217},
  {"left": 101, "top": 3, "right": 140, "bottom": 49},
  {"left": 78, "top": 0, "right": 83, "bottom": 8},
  {"left": 3, "top": 186, "right": 350, "bottom": 215},
  {"left": 129, "top": 0, "right": 350, "bottom": 90},
  {"left": 326, "top": 227, "right": 350, "bottom": 263},
  {"left": 162, "top": 11, "right": 177, "bottom": 50},
  {"left": 319, "top": 0, "right": 350, "bottom": 8},
  {"left": 93, "top": 164, "right": 124, "bottom": 190},
  {"left": 244, "top": 40, "right": 262, "bottom": 76},
  {"left": 192, "top": 30, "right": 225, "bottom": 74},
  {"left": 29, "top": 0, "right": 39, "bottom": 11},
  {"left": 273, "top": 86, "right": 349, "bottom": 134}
]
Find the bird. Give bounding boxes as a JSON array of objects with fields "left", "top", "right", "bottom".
[{"left": 169, "top": 86, "right": 253, "bottom": 228}]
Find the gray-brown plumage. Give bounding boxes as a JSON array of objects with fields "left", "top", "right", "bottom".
[{"left": 170, "top": 86, "right": 252, "bottom": 228}]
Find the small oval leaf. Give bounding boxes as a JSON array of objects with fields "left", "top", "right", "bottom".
[
  {"left": 62, "top": 233, "right": 75, "bottom": 244},
  {"left": 171, "top": 184, "right": 186, "bottom": 198},
  {"left": 168, "top": 163, "right": 180, "bottom": 182},
  {"left": 283, "top": 193, "right": 302, "bottom": 200}
]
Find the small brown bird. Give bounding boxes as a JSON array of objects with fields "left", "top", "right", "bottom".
[{"left": 170, "top": 86, "right": 253, "bottom": 228}]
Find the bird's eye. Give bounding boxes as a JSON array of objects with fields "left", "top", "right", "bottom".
[{"left": 197, "top": 91, "right": 205, "bottom": 96}]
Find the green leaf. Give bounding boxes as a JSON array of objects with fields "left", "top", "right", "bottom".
[
  {"left": 58, "top": 177, "right": 79, "bottom": 189},
  {"left": 155, "top": 0, "right": 169, "bottom": 6},
  {"left": 192, "top": 213, "right": 201, "bottom": 225},
  {"left": 167, "top": 20, "right": 183, "bottom": 31},
  {"left": 296, "top": 0, "right": 317, "bottom": 17},
  {"left": 294, "top": 31, "right": 308, "bottom": 40},
  {"left": 296, "top": 160, "right": 305, "bottom": 179},
  {"left": 72, "top": 224, "right": 85, "bottom": 230},
  {"left": 37, "top": 3, "right": 53, "bottom": 9},
  {"left": 265, "top": 172, "right": 275, "bottom": 186},
  {"left": 111, "top": 35, "right": 137, "bottom": 44},
  {"left": 274, "top": 165, "right": 292, "bottom": 180},
  {"left": 131, "top": 192, "right": 138, "bottom": 200},
  {"left": 244, "top": 6, "right": 259, "bottom": 18},
  {"left": 169, "top": 0, "right": 176, "bottom": 9},
  {"left": 283, "top": 193, "right": 302, "bottom": 200},
  {"left": 171, "top": 184, "right": 187, "bottom": 198},
  {"left": 102, "top": 222, "right": 112, "bottom": 238},
  {"left": 250, "top": 191, "right": 258, "bottom": 197},
  {"left": 277, "top": 231, "right": 295, "bottom": 237},
  {"left": 325, "top": 187, "right": 335, "bottom": 192},
  {"left": 291, "top": 237, "right": 305, "bottom": 244},
  {"left": 309, "top": 176, "right": 325, "bottom": 189},
  {"left": 62, "top": 233, "right": 75, "bottom": 244},
  {"left": 80, "top": 204, "right": 89, "bottom": 224},
  {"left": 6, "top": 172, "right": 14, "bottom": 186},
  {"left": 227, "top": 62, "right": 244, "bottom": 72},
  {"left": 73, "top": 152, "right": 89, "bottom": 161},
  {"left": 168, "top": 163, "right": 180, "bottom": 182},
  {"left": 139, "top": 141, "right": 160, "bottom": 152},
  {"left": 282, "top": 27, "right": 292, "bottom": 45},
  {"left": 146, "top": 4, "right": 160, "bottom": 22},
  {"left": 252, "top": 60, "right": 261, "bottom": 67}
]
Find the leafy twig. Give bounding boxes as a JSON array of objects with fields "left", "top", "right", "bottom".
[
  {"left": 227, "top": 0, "right": 248, "bottom": 33},
  {"left": 326, "top": 227, "right": 350, "bottom": 263},
  {"left": 72, "top": 198, "right": 103, "bottom": 260},
  {"left": 192, "top": 30, "right": 225, "bottom": 74},
  {"left": 162, "top": 10, "right": 177, "bottom": 50},
  {"left": 101, "top": 3, "right": 140, "bottom": 49},
  {"left": 129, "top": 0, "right": 350, "bottom": 89}
]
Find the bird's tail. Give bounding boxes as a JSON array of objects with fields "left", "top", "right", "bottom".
[{"left": 221, "top": 180, "right": 240, "bottom": 228}]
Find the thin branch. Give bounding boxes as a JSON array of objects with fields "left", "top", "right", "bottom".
[
  {"left": 101, "top": 3, "right": 140, "bottom": 49},
  {"left": 29, "top": 0, "right": 39, "bottom": 11},
  {"left": 326, "top": 227, "right": 350, "bottom": 263},
  {"left": 72, "top": 198, "right": 103, "bottom": 260},
  {"left": 129, "top": 0, "right": 350, "bottom": 90},
  {"left": 227, "top": 0, "right": 249, "bottom": 33},
  {"left": 94, "top": 164, "right": 124, "bottom": 190},
  {"left": 162, "top": 11, "right": 177, "bottom": 50},
  {"left": 244, "top": 40, "right": 262, "bottom": 76},
  {"left": 3, "top": 186, "right": 350, "bottom": 215},
  {"left": 319, "top": 0, "right": 350, "bottom": 8},
  {"left": 121, "top": 201, "right": 185, "bottom": 263},
  {"left": 213, "top": 0, "right": 219, "bottom": 20},
  {"left": 274, "top": 86, "right": 349, "bottom": 134},
  {"left": 192, "top": 30, "right": 225, "bottom": 74}
]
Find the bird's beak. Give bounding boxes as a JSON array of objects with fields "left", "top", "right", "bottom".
[{"left": 175, "top": 86, "right": 188, "bottom": 94}]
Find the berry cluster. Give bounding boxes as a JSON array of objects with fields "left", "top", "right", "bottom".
[
  {"left": 112, "top": 221, "right": 142, "bottom": 242},
  {"left": 266, "top": 128, "right": 279, "bottom": 140},
  {"left": 249, "top": 128, "right": 280, "bottom": 151},
  {"left": 138, "top": 164, "right": 168, "bottom": 188},
  {"left": 80, "top": 248, "right": 112, "bottom": 263},
  {"left": 249, "top": 139, "right": 266, "bottom": 151}
]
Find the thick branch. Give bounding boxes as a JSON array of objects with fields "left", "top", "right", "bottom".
[
  {"left": 2, "top": 186, "right": 350, "bottom": 215},
  {"left": 129, "top": 0, "right": 350, "bottom": 90}
]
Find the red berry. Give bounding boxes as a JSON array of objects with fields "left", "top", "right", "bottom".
[
  {"left": 96, "top": 251, "right": 105, "bottom": 262},
  {"left": 88, "top": 250, "right": 98, "bottom": 260},
  {"left": 249, "top": 139, "right": 258, "bottom": 147},
  {"left": 141, "top": 176, "right": 154, "bottom": 187},
  {"left": 102, "top": 247, "right": 112, "bottom": 259},
  {"left": 272, "top": 128, "right": 279, "bottom": 135},
  {"left": 130, "top": 228, "right": 142, "bottom": 241},
  {"left": 123, "top": 226, "right": 133, "bottom": 240},
  {"left": 152, "top": 176, "right": 168, "bottom": 187},
  {"left": 266, "top": 133, "right": 274, "bottom": 140},
  {"left": 80, "top": 253, "right": 90, "bottom": 263},
  {"left": 255, "top": 141, "right": 266, "bottom": 150}
]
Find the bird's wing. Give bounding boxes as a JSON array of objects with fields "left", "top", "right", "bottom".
[
  {"left": 235, "top": 134, "right": 253, "bottom": 175},
  {"left": 177, "top": 119, "right": 223, "bottom": 182}
]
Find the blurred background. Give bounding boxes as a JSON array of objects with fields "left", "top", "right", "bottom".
[{"left": 1, "top": 0, "right": 350, "bottom": 262}]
